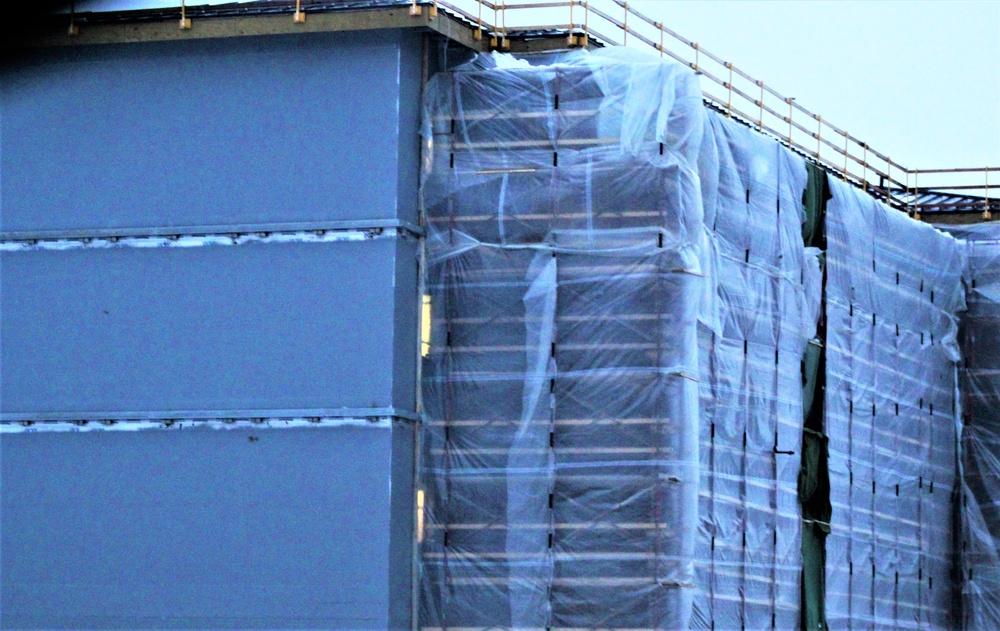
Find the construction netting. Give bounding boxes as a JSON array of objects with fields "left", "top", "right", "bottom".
[
  {"left": 824, "top": 179, "right": 965, "bottom": 629},
  {"left": 417, "top": 46, "right": 975, "bottom": 630}
]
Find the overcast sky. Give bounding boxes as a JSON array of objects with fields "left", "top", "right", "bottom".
[{"left": 629, "top": 1, "right": 999, "bottom": 171}]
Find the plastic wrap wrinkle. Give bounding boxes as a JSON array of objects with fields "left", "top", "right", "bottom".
[
  {"left": 943, "top": 223, "right": 1000, "bottom": 629},
  {"left": 420, "top": 48, "right": 707, "bottom": 630},
  {"left": 691, "top": 112, "right": 817, "bottom": 630},
  {"left": 418, "top": 44, "right": 999, "bottom": 631},
  {"left": 825, "top": 179, "right": 965, "bottom": 630}
]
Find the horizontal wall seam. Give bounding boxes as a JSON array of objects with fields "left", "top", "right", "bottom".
[
  {"left": 0, "top": 407, "right": 421, "bottom": 425},
  {"left": 0, "top": 219, "right": 424, "bottom": 245},
  {"left": 0, "top": 417, "right": 399, "bottom": 433}
]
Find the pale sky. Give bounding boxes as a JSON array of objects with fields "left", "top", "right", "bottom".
[
  {"left": 629, "top": 1, "right": 1000, "bottom": 171},
  {"left": 72, "top": 0, "right": 1000, "bottom": 171}
]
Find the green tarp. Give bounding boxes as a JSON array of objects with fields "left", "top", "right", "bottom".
[{"left": 799, "top": 162, "right": 832, "bottom": 631}]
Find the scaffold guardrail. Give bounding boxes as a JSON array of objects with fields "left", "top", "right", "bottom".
[{"left": 412, "top": 0, "right": 995, "bottom": 217}]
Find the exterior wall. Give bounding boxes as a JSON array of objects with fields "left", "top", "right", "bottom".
[
  {"left": 1, "top": 28, "right": 423, "bottom": 629},
  {"left": 0, "top": 30, "right": 422, "bottom": 233},
  {"left": 1, "top": 423, "right": 404, "bottom": 629}
]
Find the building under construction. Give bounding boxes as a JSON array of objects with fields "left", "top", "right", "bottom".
[{"left": 1, "top": 1, "right": 998, "bottom": 629}]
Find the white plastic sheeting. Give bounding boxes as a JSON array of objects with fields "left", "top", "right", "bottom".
[
  {"left": 824, "top": 179, "right": 965, "bottom": 629},
  {"left": 418, "top": 47, "right": 822, "bottom": 629},
  {"left": 943, "top": 223, "right": 1000, "bottom": 629},
  {"left": 693, "top": 112, "right": 821, "bottom": 629},
  {"left": 417, "top": 45, "right": 975, "bottom": 630},
  {"left": 419, "top": 48, "right": 708, "bottom": 630}
]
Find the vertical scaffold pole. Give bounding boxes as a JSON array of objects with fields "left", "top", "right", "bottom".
[
  {"left": 568, "top": 0, "right": 576, "bottom": 46},
  {"left": 180, "top": 0, "right": 192, "bottom": 29},
  {"left": 491, "top": 1, "right": 498, "bottom": 47},
  {"left": 985, "top": 168, "right": 992, "bottom": 220},
  {"left": 501, "top": 0, "right": 508, "bottom": 50},
  {"left": 843, "top": 134, "right": 849, "bottom": 181},
  {"left": 816, "top": 115, "right": 821, "bottom": 160},
  {"left": 473, "top": 0, "right": 483, "bottom": 39},
  {"left": 886, "top": 159, "right": 894, "bottom": 208},
  {"left": 758, "top": 82, "right": 764, "bottom": 131},
  {"left": 623, "top": 2, "right": 628, "bottom": 46},
  {"left": 786, "top": 97, "right": 793, "bottom": 146},
  {"left": 726, "top": 63, "right": 733, "bottom": 118},
  {"left": 906, "top": 171, "right": 912, "bottom": 216},
  {"left": 862, "top": 144, "right": 868, "bottom": 191},
  {"left": 68, "top": 0, "right": 79, "bottom": 35}
]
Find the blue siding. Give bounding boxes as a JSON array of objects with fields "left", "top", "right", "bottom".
[
  {"left": 0, "top": 30, "right": 421, "bottom": 235},
  {"left": 0, "top": 26, "right": 424, "bottom": 629},
  {"left": 0, "top": 238, "right": 415, "bottom": 419},
  {"left": 1, "top": 424, "right": 398, "bottom": 629}
]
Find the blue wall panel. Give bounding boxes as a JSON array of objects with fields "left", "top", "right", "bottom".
[
  {"left": 0, "top": 237, "right": 416, "bottom": 419},
  {"left": 0, "top": 424, "right": 407, "bottom": 629},
  {"left": 0, "top": 25, "right": 425, "bottom": 629},
  {"left": 0, "top": 29, "right": 422, "bottom": 235}
]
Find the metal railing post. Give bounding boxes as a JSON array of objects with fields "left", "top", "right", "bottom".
[
  {"left": 68, "top": 0, "right": 80, "bottom": 35},
  {"left": 786, "top": 97, "right": 793, "bottom": 145},
  {"left": 816, "top": 115, "right": 821, "bottom": 159},
  {"left": 501, "top": 0, "right": 508, "bottom": 50},
  {"left": 726, "top": 63, "right": 733, "bottom": 118},
  {"left": 906, "top": 171, "right": 912, "bottom": 216},
  {"left": 862, "top": 144, "right": 868, "bottom": 191},
  {"left": 568, "top": 0, "right": 576, "bottom": 46},
  {"left": 473, "top": 0, "right": 483, "bottom": 40},
  {"left": 180, "top": 0, "right": 192, "bottom": 29},
  {"left": 843, "top": 134, "right": 849, "bottom": 181},
  {"left": 623, "top": 1, "right": 628, "bottom": 46},
  {"left": 758, "top": 81, "right": 764, "bottom": 131},
  {"left": 985, "top": 167, "right": 992, "bottom": 220},
  {"left": 490, "top": 1, "right": 498, "bottom": 48},
  {"left": 886, "top": 159, "right": 893, "bottom": 207}
]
